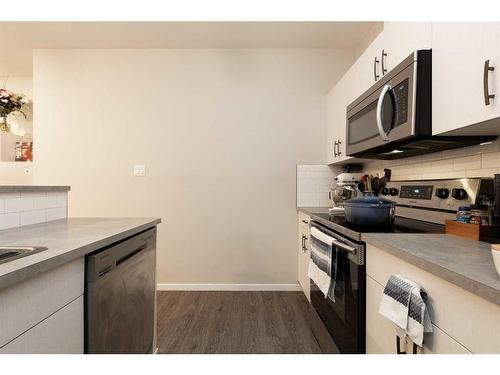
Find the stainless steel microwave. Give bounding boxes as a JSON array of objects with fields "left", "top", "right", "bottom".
[{"left": 346, "top": 50, "right": 495, "bottom": 159}]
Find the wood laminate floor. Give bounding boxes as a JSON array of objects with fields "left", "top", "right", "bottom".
[{"left": 156, "top": 291, "right": 322, "bottom": 354}]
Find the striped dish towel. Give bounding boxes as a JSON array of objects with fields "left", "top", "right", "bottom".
[
  {"left": 379, "top": 274, "right": 433, "bottom": 347},
  {"left": 308, "top": 227, "right": 338, "bottom": 301}
]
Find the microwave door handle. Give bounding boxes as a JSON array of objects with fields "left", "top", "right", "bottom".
[{"left": 376, "top": 84, "right": 391, "bottom": 141}]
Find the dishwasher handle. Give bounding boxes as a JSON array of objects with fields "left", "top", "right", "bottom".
[
  {"left": 86, "top": 227, "right": 157, "bottom": 283},
  {"left": 116, "top": 245, "right": 147, "bottom": 266}
]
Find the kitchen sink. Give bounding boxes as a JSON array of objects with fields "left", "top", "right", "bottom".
[{"left": 0, "top": 246, "right": 48, "bottom": 265}]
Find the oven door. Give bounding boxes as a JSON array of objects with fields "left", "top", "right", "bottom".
[
  {"left": 309, "top": 222, "right": 366, "bottom": 354},
  {"left": 346, "top": 54, "right": 416, "bottom": 156}
]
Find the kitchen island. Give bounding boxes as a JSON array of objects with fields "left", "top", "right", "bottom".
[{"left": 0, "top": 217, "right": 161, "bottom": 354}]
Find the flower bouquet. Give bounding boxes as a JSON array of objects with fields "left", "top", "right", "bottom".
[{"left": 0, "top": 88, "right": 29, "bottom": 133}]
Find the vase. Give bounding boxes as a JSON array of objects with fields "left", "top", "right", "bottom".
[{"left": 0, "top": 117, "right": 9, "bottom": 132}]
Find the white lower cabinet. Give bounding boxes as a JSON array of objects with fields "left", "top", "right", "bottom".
[
  {"left": 0, "top": 296, "right": 84, "bottom": 354},
  {"left": 366, "top": 275, "right": 470, "bottom": 354},
  {"left": 0, "top": 258, "right": 85, "bottom": 353},
  {"left": 366, "top": 243, "right": 500, "bottom": 353},
  {"left": 297, "top": 212, "right": 311, "bottom": 301}
]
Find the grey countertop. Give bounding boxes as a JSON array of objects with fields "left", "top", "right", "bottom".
[
  {"left": 363, "top": 233, "right": 500, "bottom": 306},
  {"left": 297, "top": 206, "right": 500, "bottom": 306},
  {"left": 0, "top": 217, "right": 161, "bottom": 290},
  {"left": 0, "top": 185, "right": 71, "bottom": 193}
]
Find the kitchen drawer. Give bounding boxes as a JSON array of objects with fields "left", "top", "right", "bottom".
[
  {"left": 0, "top": 258, "right": 84, "bottom": 347},
  {"left": 0, "top": 295, "right": 83, "bottom": 354},
  {"left": 298, "top": 212, "right": 311, "bottom": 230},
  {"left": 366, "top": 275, "right": 470, "bottom": 354},
  {"left": 366, "top": 243, "right": 500, "bottom": 353}
]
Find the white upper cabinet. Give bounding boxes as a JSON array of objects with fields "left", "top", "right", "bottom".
[
  {"left": 326, "top": 22, "right": 431, "bottom": 165},
  {"left": 326, "top": 79, "right": 351, "bottom": 164},
  {"left": 433, "top": 22, "right": 500, "bottom": 135},
  {"left": 378, "top": 22, "right": 432, "bottom": 74}
]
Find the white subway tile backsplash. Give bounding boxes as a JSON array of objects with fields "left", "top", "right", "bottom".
[
  {"left": 20, "top": 210, "right": 46, "bottom": 226},
  {"left": 46, "top": 207, "right": 67, "bottom": 222},
  {"left": 412, "top": 162, "right": 432, "bottom": 173},
  {"left": 362, "top": 140, "right": 500, "bottom": 182},
  {"left": 34, "top": 194, "right": 59, "bottom": 210},
  {"left": 422, "top": 170, "right": 466, "bottom": 180},
  {"left": 465, "top": 168, "right": 498, "bottom": 178},
  {"left": 0, "top": 213, "right": 20, "bottom": 230},
  {"left": 55, "top": 193, "right": 67, "bottom": 208},
  {"left": 319, "top": 192, "right": 331, "bottom": 207},
  {"left": 296, "top": 165, "right": 335, "bottom": 207},
  {"left": 481, "top": 152, "right": 500, "bottom": 169},
  {"left": 431, "top": 159, "right": 453, "bottom": 173},
  {"left": 394, "top": 174, "right": 423, "bottom": 181},
  {"left": 453, "top": 155, "right": 481, "bottom": 171},
  {"left": 0, "top": 193, "right": 20, "bottom": 199},
  {"left": 465, "top": 141, "right": 499, "bottom": 155},
  {"left": 5, "top": 197, "right": 34, "bottom": 213},
  {"left": 20, "top": 192, "right": 46, "bottom": 198},
  {"left": 0, "top": 191, "right": 68, "bottom": 230},
  {"left": 415, "top": 151, "right": 445, "bottom": 163}
]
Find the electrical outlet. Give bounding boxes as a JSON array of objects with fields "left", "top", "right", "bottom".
[{"left": 133, "top": 164, "right": 146, "bottom": 177}]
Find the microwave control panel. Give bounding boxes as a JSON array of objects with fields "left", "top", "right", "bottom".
[{"left": 393, "top": 79, "right": 409, "bottom": 127}]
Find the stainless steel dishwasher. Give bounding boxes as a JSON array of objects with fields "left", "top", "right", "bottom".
[{"left": 85, "top": 227, "right": 156, "bottom": 354}]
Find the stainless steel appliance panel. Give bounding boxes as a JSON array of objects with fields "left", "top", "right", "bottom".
[
  {"left": 346, "top": 54, "right": 417, "bottom": 155},
  {"left": 85, "top": 228, "right": 156, "bottom": 354}
]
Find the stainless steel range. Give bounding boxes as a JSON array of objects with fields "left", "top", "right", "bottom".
[{"left": 308, "top": 178, "right": 494, "bottom": 354}]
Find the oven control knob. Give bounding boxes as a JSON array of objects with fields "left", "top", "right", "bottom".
[
  {"left": 381, "top": 188, "right": 389, "bottom": 195},
  {"left": 389, "top": 188, "right": 399, "bottom": 196},
  {"left": 451, "top": 188, "right": 467, "bottom": 200},
  {"left": 435, "top": 188, "right": 449, "bottom": 199}
]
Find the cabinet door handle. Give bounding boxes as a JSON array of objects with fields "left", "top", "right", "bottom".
[
  {"left": 484, "top": 59, "right": 495, "bottom": 105},
  {"left": 374, "top": 56, "right": 380, "bottom": 81},
  {"left": 381, "top": 49, "right": 387, "bottom": 75},
  {"left": 301, "top": 234, "right": 305, "bottom": 250},
  {"left": 337, "top": 140, "right": 342, "bottom": 156},
  {"left": 333, "top": 140, "right": 338, "bottom": 157},
  {"left": 303, "top": 236, "right": 308, "bottom": 252},
  {"left": 396, "top": 336, "right": 406, "bottom": 354},
  {"left": 396, "top": 335, "right": 418, "bottom": 354},
  {"left": 301, "top": 219, "right": 309, "bottom": 224}
]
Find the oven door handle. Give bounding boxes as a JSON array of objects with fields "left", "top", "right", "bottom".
[
  {"left": 376, "top": 84, "right": 391, "bottom": 142},
  {"left": 332, "top": 238, "right": 357, "bottom": 254}
]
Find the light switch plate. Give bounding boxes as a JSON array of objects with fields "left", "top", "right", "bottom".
[{"left": 134, "top": 164, "right": 146, "bottom": 177}]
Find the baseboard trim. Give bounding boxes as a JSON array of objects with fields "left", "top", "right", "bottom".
[{"left": 157, "top": 283, "right": 302, "bottom": 291}]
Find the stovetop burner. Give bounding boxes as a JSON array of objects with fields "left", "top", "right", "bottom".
[{"left": 312, "top": 212, "right": 445, "bottom": 234}]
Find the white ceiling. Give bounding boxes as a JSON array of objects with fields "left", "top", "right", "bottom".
[{"left": 0, "top": 22, "right": 381, "bottom": 75}]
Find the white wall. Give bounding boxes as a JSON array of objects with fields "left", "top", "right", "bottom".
[{"left": 33, "top": 48, "right": 353, "bottom": 286}]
